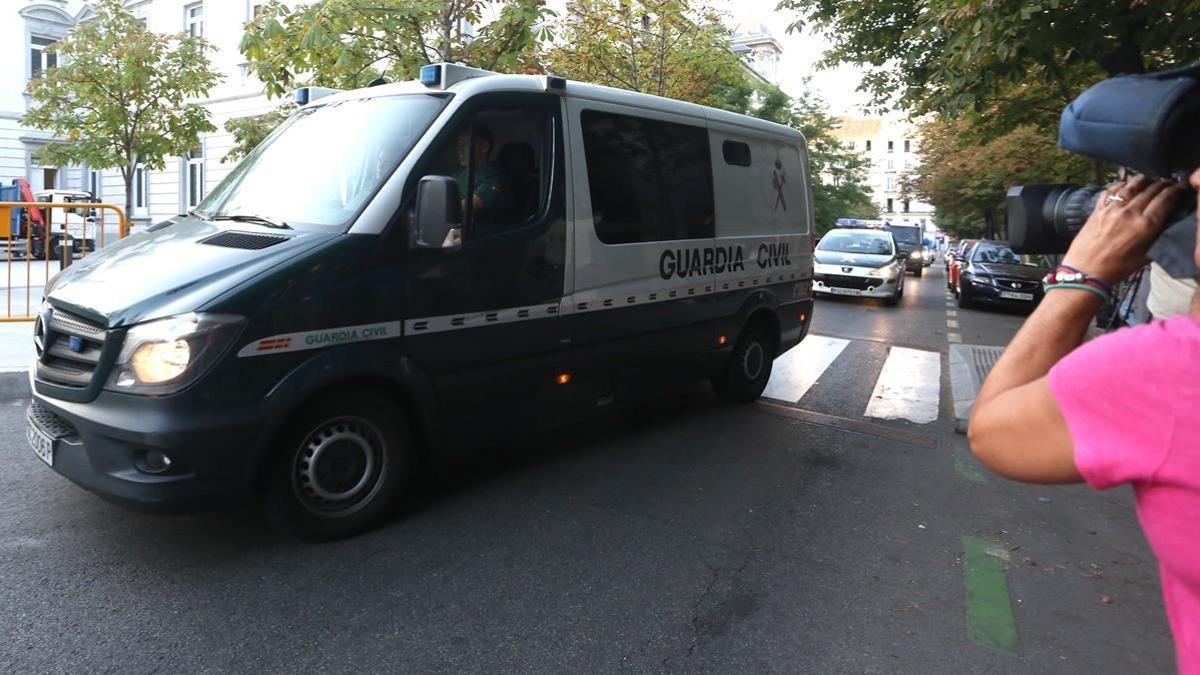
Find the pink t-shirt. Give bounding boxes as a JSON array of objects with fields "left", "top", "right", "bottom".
[{"left": 1049, "top": 315, "right": 1200, "bottom": 673}]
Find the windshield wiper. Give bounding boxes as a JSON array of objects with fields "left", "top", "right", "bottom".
[{"left": 212, "top": 214, "right": 292, "bottom": 230}]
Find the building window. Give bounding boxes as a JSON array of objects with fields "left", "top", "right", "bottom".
[
  {"left": 581, "top": 110, "right": 714, "bottom": 244},
  {"left": 887, "top": 140, "right": 894, "bottom": 153},
  {"left": 185, "top": 3, "right": 204, "bottom": 37},
  {"left": 904, "top": 139, "right": 911, "bottom": 153},
  {"left": 886, "top": 176, "right": 895, "bottom": 191},
  {"left": 134, "top": 165, "right": 147, "bottom": 209},
  {"left": 886, "top": 198, "right": 894, "bottom": 212},
  {"left": 186, "top": 147, "right": 205, "bottom": 208},
  {"left": 887, "top": 159, "right": 895, "bottom": 171},
  {"left": 903, "top": 200, "right": 911, "bottom": 213},
  {"left": 30, "top": 36, "right": 57, "bottom": 79},
  {"left": 847, "top": 140, "right": 855, "bottom": 150},
  {"left": 250, "top": 2, "right": 265, "bottom": 20},
  {"left": 865, "top": 140, "right": 872, "bottom": 152}
]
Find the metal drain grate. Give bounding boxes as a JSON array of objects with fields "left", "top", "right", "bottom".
[{"left": 950, "top": 344, "right": 1006, "bottom": 428}]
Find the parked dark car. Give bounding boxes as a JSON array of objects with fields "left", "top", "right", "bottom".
[{"left": 956, "top": 241, "right": 1049, "bottom": 309}]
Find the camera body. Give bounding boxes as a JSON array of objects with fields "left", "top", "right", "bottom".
[{"left": 1007, "top": 64, "right": 1200, "bottom": 275}]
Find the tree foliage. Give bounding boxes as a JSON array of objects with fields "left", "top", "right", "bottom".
[
  {"left": 544, "top": 0, "right": 747, "bottom": 108},
  {"left": 901, "top": 116, "right": 1093, "bottom": 239},
  {"left": 23, "top": 0, "right": 220, "bottom": 215},
  {"left": 241, "top": 0, "right": 554, "bottom": 99},
  {"left": 779, "top": 0, "right": 1200, "bottom": 133}
]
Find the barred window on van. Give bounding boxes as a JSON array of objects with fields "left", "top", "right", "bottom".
[
  {"left": 580, "top": 110, "right": 715, "bottom": 244},
  {"left": 722, "top": 141, "right": 751, "bottom": 167}
]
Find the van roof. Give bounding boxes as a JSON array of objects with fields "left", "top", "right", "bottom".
[{"left": 314, "top": 70, "right": 804, "bottom": 142}]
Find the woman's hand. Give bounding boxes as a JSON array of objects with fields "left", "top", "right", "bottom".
[{"left": 1061, "top": 175, "right": 1185, "bottom": 284}]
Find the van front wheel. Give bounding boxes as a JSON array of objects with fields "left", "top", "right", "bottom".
[
  {"left": 713, "top": 322, "right": 776, "bottom": 403},
  {"left": 263, "top": 391, "right": 411, "bottom": 541}
]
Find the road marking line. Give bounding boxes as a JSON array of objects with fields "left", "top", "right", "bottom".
[
  {"left": 947, "top": 319, "right": 959, "bottom": 328},
  {"left": 864, "top": 346, "right": 941, "bottom": 424},
  {"left": 762, "top": 335, "right": 850, "bottom": 403},
  {"left": 962, "top": 536, "right": 1020, "bottom": 654},
  {"left": 948, "top": 333, "right": 962, "bottom": 343},
  {"left": 946, "top": 310, "right": 957, "bottom": 317}
]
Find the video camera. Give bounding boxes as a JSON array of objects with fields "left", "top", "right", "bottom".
[{"left": 1007, "top": 63, "right": 1200, "bottom": 278}]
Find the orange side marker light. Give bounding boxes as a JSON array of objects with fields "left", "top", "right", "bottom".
[
  {"left": 717, "top": 335, "right": 728, "bottom": 346},
  {"left": 556, "top": 372, "right": 572, "bottom": 385}
]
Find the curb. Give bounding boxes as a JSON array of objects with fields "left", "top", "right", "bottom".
[{"left": 0, "top": 370, "right": 31, "bottom": 401}]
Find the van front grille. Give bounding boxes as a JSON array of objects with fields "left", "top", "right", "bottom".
[{"left": 35, "top": 307, "right": 107, "bottom": 389}]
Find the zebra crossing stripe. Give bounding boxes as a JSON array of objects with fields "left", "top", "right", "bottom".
[
  {"left": 864, "top": 347, "right": 942, "bottom": 424},
  {"left": 762, "top": 335, "right": 850, "bottom": 403}
]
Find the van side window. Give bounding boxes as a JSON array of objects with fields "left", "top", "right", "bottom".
[
  {"left": 722, "top": 141, "right": 751, "bottom": 167},
  {"left": 581, "top": 110, "right": 714, "bottom": 245},
  {"left": 423, "top": 103, "right": 551, "bottom": 238}
]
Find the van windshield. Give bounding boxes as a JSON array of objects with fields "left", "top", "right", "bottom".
[
  {"left": 890, "top": 227, "right": 921, "bottom": 244},
  {"left": 197, "top": 94, "right": 447, "bottom": 230}
]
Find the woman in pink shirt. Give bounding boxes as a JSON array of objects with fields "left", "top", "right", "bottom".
[{"left": 970, "top": 169, "right": 1200, "bottom": 672}]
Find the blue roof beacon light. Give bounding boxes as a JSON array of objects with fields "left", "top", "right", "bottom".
[
  {"left": 419, "top": 64, "right": 441, "bottom": 87},
  {"left": 419, "top": 63, "right": 497, "bottom": 90}
]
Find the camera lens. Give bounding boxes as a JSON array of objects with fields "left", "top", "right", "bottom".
[{"left": 1050, "top": 187, "right": 1104, "bottom": 240}]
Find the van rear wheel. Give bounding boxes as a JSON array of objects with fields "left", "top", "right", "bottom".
[
  {"left": 713, "top": 322, "right": 775, "bottom": 403},
  {"left": 263, "top": 391, "right": 411, "bottom": 541}
]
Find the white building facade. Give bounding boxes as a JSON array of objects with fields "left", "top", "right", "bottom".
[
  {"left": 2, "top": 0, "right": 284, "bottom": 225},
  {"left": 831, "top": 115, "right": 937, "bottom": 231}
]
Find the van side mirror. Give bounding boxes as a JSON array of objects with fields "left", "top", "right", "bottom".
[{"left": 411, "top": 176, "right": 463, "bottom": 250}]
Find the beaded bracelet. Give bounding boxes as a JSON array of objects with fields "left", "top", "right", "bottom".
[{"left": 1042, "top": 265, "right": 1115, "bottom": 301}]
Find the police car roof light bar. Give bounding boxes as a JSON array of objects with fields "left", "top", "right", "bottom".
[{"left": 294, "top": 86, "right": 344, "bottom": 106}]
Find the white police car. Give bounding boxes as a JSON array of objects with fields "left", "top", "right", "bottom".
[{"left": 813, "top": 228, "right": 905, "bottom": 305}]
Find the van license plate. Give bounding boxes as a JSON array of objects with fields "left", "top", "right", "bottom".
[
  {"left": 26, "top": 420, "right": 54, "bottom": 467},
  {"left": 999, "top": 291, "right": 1034, "bottom": 301}
]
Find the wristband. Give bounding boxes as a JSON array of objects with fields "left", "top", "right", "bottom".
[
  {"left": 1056, "top": 264, "right": 1114, "bottom": 295},
  {"left": 1042, "top": 265, "right": 1115, "bottom": 300},
  {"left": 1042, "top": 281, "right": 1110, "bottom": 301}
]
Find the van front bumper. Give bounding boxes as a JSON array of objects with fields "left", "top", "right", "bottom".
[{"left": 25, "top": 390, "right": 271, "bottom": 513}]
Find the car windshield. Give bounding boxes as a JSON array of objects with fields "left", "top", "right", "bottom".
[
  {"left": 890, "top": 227, "right": 921, "bottom": 244},
  {"left": 972, "top": 243, "right": 1031, "bottom": 265},
  {"left": 197, "top": 94, "right": 447, "bottom": 230},
  {"left": 818, "top": 231, "right": 894, "bottom": 255}
]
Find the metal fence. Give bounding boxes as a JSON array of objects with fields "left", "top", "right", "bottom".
[{"left": 0, "top": 201, "right": 130, "bottom": 321}]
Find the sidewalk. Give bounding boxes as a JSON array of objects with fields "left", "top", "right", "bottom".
[{"left": 0, "top": 321, "right": 33, "bottom": 399}]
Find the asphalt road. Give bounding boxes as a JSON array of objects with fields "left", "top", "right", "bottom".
[{"left": 0, "top": 263, "right": 1174, "bottom": 673}]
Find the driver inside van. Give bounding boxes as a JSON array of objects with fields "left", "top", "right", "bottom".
[{"left": 455, "top": 125, "right": 513, "bottom": 230}]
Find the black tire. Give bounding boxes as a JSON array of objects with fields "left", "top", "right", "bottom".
[
  {"left": 957, "top": 284, "right": 973, "bottom": 308},
  {"left": 885, "top": 283, "right": 901, "bottom": 306},
  {"left": 712, "top": 320, "right": 776, "bottom": 402},
  {"left": 263, "top": 390, "right": 412, "bottom": 541}
]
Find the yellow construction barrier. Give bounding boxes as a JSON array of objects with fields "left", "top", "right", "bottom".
[{"left": 0, "top": 201, "right": 130, "bottom": 321}]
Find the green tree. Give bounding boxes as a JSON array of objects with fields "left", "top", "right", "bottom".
[
  {"left": 545, "top": 0, "right": 748, "bottom": 108},
  {"left": 901, "top": 116, "right": 1092, "bottom": 239},
  {"left": 779, "top": 0, "right": 1200, "bottom": 133},
  {"left": 23, "top": 0, "right": 220, "bottom": 217},
  {"left": 231, "top": 0, "right": 551, "bottom": 161},
  {"left": 241, "top": 0, "right": 554, "bottom": 99}
]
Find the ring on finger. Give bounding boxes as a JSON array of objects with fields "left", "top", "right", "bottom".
[{"left": 1105, "top": 194, "right": 1127, "bottom": 204}]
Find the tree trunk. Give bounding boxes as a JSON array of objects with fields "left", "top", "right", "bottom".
[{"left": 121, "top": 164, "right": 133, "bottom": 234}]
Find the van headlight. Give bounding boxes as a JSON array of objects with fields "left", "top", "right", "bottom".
[{"left": 106, "top": 313, "right": 244, "bottom": 395}]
